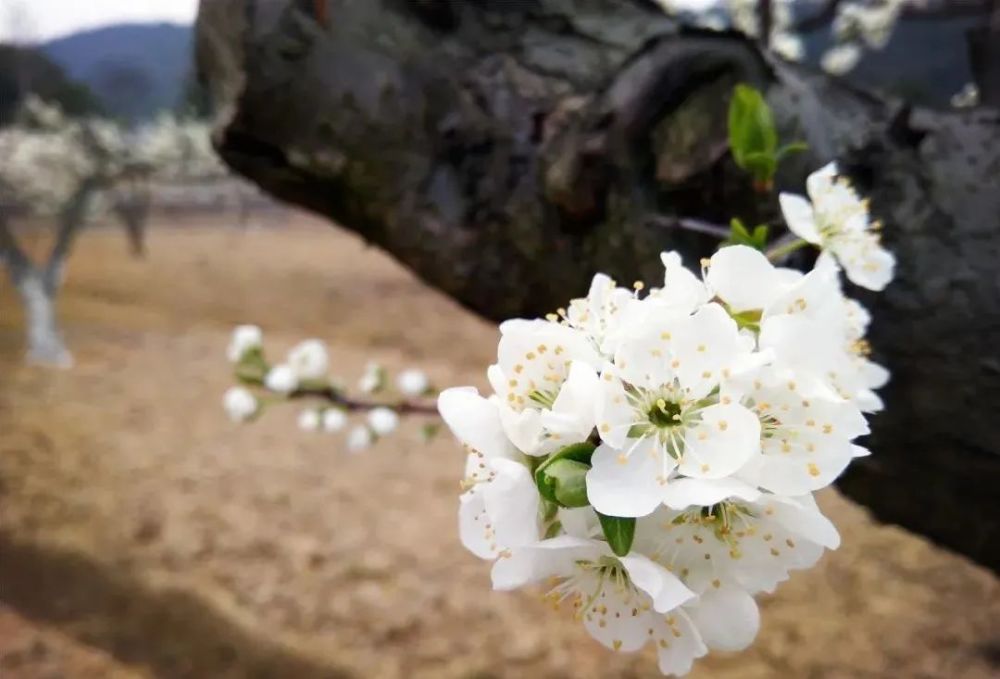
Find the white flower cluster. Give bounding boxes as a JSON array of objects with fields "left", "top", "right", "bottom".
[
  {"left": 223, "top": 325, "right": 432, "bottom": 453},
  {"left": 439, "top": 168, "right": 893, "bottom": 675},
  {"left": 0, "top": 96, "right": 227, "bottom": 216}
]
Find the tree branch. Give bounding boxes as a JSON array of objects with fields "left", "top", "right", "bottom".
[
  {"left": 0, "top": 213, "right": 36, "bottom": 284},
  {"left": 287, "top": 384, "right": 439, "bottom": 416},
  {"left": 44, "top": 178, "right": 100, "bottom": 295}
]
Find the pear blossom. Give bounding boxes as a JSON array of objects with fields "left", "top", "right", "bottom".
[
  {"left": 487, "top": 319, "right": 601, "bottom": 456},
  {"left": 297, "top": 409, "right": 321, "bottom": 432},
  {"left": 358, "top": 361, "right": 385, "bottom": 393},
  {"left": 440, "top": 387, "right": 538, "bottom": 557},
  {"left": 820, "top": 43, "right": 863, "bottom": 75},
  {"left": 368, "top": 407, "right": 400, "bottom": 436},
  {"left": 227, "top": 325, "right": 262, "bottom": 362},
  {"left": 638, "top": 492, "right": 840, "bottom": 595},
  {"left": 286, "top": 339, "right": 329, "bottom": 381},
  {"left": 779, "top": 163, "right": 895, "bottom": 291},
  {"left": 493, "top": 536, "right": 711, "bottom": 675},
  {"left": 561, "top": 274, "right": 638, "bottom": 356},
  {"left": 322, "top": 408, "right": 348, "bottom": 432},
  {"left": 264, "top": 363, "right": 299, "bottom": 394},
  {"left": 223, "top": 386, "right": 258, "bottom": 422},
  {"left": 397, "top": 368, "right": 430, "bottom": 396},
  {"left": 728, "top": 366, "right": 870, "bottom": 495},
  {"left": 586, "top": 303, "right": 762, "bottom": 517},
  {"left": 347, "top": 425, "right": 374, "bottom": 452}
]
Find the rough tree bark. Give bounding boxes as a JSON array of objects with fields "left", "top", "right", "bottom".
[{"left": 195, "top": 0, "right": 1000, "bottom": 571}]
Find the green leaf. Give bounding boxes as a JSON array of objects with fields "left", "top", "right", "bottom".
[
  {"left": 775, "top": 141, "right": 808, "bottom": 162},
  {"left": 751, "top": 224, "right": 770, "bottom": 247},
  {"left": 534, "top": 441, "right": 596, "bottom": 508},
  {"left": 420, "top": 423, "right": 441, "bottom": 443},
  {"left": 598, "top": 512, "right": 636, "bottom": 556},
  {"left": 728, "top": 84, "right": 777, "bottom": 171},
  {"left": 742, "top": 151, "right": 777, "bottom": 185}
]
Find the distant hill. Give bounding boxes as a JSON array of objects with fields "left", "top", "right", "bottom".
[{"left": 42, "top": 23, "right": 194, "bottom": 122}]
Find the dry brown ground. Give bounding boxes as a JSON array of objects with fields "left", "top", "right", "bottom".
[{"left": 0, "top": 213, "right": 997, "bottom": 679}]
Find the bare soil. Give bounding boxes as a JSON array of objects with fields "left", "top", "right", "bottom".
[{"left": 0, "top": 213, "right": 997, "bottom": 679}]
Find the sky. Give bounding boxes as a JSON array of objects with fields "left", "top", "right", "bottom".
[{"left": 1, "top": 0, "right": 199, "bottom": 43}]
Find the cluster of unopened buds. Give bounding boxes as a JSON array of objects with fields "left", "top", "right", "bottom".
[
  {"left": 223, "top": 327, "right": 437, "bottom": 452},
  {"left": 438, "top": 163, "right": 894, "bottom": 675}
]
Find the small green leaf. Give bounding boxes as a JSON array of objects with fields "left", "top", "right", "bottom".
[
  {"left": 598, "top": 512, "right": 636, "bottom": 556},
  {"left": 730, "top": 217, "right": 750, "bottom": 240},
  {"left": 751, "top": 224, "right": 770, "bottom": 247},
  {"left": 544, "top": 520, "right": 563, "bottom": 539},
  {"left": 775, "top": 141, "right": 808, "bottom": 162},
  {"left": 728, "top": 84, "right": 777, "bottom": 170},
  {"left": 420, "top": 423, "right": 441, "bottom": 442},
  {"left": 742, "top": 151, "right": 777, "bottom": 185}
]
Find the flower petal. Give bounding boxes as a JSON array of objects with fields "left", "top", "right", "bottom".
[
  {"left": 587, "top": 440, "right": 669, "bottom": 518},
  {"left": 678, "top": 403, "right": 761, "bottom": 479},
  {"left": 779, "top": 193, "right": 821, "bottom": 244},
  {"left": 707, "top": 245, "right": 785, "bottom": 312},
  {"left": 660, "top": 477, "right": 761, "bottom": 510},
  {"left": 438, "top": 387, "right": 517, "bottom": 460},
  {"left": 686, "top": 585, "right": 760, "bottom": 652},
  {"left": 620, "top": 552, "right": 697, "bottom": 612},
  {"left": 654, "top": 609, "right": 708, "bottom": 677},
  {"left": 490, "top": 536, "right": 601, "bottom": 590}
]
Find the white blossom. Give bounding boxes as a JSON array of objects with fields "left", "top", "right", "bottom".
[
  {"left": 227, "top": 325, "right": 263, "bottom": 363},
  {"left": 492, "top": 536, "right": 706, "bottom": 675},
  {"left": 347, "top": 425, "right": 374, "bottom": 452},
  {"left": 636, "top": 493, "right": 840, "bottom": 595},
  {"left": 286, "top": 339, "right": 329, "bottom": 381},
  {"left": 222, "top": 386, "right": 258, "bottom": 422},
  {"left": 322, "top": 408, "right": 348, "bottom": 432},
  {"left": 297, "top": 409, "right": 321, "bottom": 432},
  {"left": 821, "top": 43, "right": 863, "bottom": 75},
  {"left": 368, "top": 407, "right": 400, "bottom": 436},
  {"left": 264, "top": 363, "right": 299, "bottom": 394},
  {"left": 358, "top": 361, "right": 385, "bottom": 393},
  {"left": 779, "top": 163, "right": 895, "bottom": 291},
  {"left": 586, "top": 302, "right": 762, "bottom": 518},
  {"left": 487, "top": 319, "right": 601, "bottom": 456},
  {"left": 397, "top": 368, "right": 430, "bottom": 396}
]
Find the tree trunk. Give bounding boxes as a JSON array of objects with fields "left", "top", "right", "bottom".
[
  {"left": 195, "top": 0, "right": 1000, "bottom": 571},
  {"left": 16, "top": 268, "right": 71, "bottom": 367}
]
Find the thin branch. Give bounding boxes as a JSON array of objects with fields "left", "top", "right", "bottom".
[
  {"left": 44, "top": 178, "right": 100, "bottom": 294},
  {"left": 0, "top": 213, "right": 36, "bottom": 284},
  {"left": 764, "top": 234, "right": 810, "bottom": 262},
  {"left": 647, "top": 214, "right": 731, "bottom": 240},
  {"left": 286, "top": 384, "right": 440, "bottom": 416}
]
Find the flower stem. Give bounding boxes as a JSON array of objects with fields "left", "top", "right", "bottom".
[{"left": 765, "top": 236, "right": 811, "bottom": 262}]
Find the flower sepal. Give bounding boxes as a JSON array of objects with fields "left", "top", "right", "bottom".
[{"left": 534, "top": 441, "right": 595, "bottom": 509}]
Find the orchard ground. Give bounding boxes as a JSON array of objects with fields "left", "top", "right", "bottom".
[{"left": 0, "top": 212, "right": 997, "bottom": 679}]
